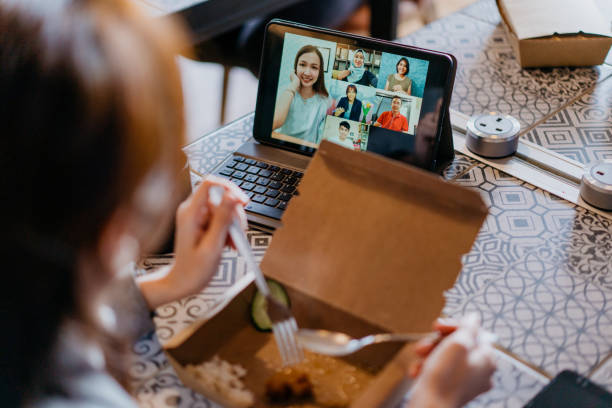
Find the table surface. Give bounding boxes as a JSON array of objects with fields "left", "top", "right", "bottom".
[{"left": 130, "top": 1, "right": 612, "bottom": 406}]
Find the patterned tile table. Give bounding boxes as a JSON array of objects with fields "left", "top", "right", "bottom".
[{"left": 131, "top": 1, "right": 612, "bottom": 406}]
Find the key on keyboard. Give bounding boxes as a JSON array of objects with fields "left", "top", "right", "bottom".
[{"left": 214, "top": 155, "right": 302, "bottom": 221}]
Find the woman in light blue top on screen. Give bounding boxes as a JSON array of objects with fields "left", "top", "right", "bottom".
[{"left": 273, "top": 45, "right": 330, "bottom": 144}]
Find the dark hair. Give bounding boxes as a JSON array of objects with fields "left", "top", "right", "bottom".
[
  {"left": 396, "top": 57, "right": 410, "bottom": 74},
  {"left": 294, "top": 45, "right": 328, "bottom": 97},
  {"left": 0, "top": 0, "right": 187, "bottom": 404},
  {"left": 339, "top": 120, "right": 351, "bottom": 130},
  {"left": 345, "top": 84, "right": 357, "bottom": 95}
]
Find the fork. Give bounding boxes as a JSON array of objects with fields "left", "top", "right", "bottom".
[{"left": 209, "top": 187, "right": 303, "bottom": 366}]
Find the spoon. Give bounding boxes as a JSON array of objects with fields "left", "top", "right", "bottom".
[
  {"left": 296, "top": 329, "right": 498, "bottom": 357},
  {"left": 295, "top": 329, "right": 436, "bottom": 356}
]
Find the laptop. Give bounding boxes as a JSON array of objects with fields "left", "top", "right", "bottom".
[{"left": 212, "top": 20, "right": 457, "bottom": 231}]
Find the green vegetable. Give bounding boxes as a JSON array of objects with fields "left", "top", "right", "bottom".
[{"left": 250, "top": 279, "right": 290, "bottom": 331}]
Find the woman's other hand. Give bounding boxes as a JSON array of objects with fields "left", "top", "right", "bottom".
[
  {"left": 407, "top": 314, "right": 496, "bottom": 408},
  {"left": 137, "top": 176, "right": 248, "bottom": 309}
]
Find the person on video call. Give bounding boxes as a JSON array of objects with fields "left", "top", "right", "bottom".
[
  {"left": 385, "top": 57, "right": 412, "bottom": 95},
  {"left": 273, "top": 45, "right": 330, "bottom": 144},
  {"left": 326, "top": 120, "right": 356, "bottom": 150},
  {"left": 333, "top": 84, "right": 362, "bottom": 121},
  {"left": 374, "top": 96, "right": 409, "bottom": 133},
  {"left": 2, "top": 1, "right": 497, "bottom": 407},
  {"left": 337, "top": 49, "right": 377, "bottom": 87}
]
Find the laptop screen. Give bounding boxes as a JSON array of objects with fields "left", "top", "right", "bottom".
[{"left": 254, "top": 21, "right": 456, "bottom": 171}]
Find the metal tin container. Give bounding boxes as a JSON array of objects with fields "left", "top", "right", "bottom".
[
  {"left": 465, "top": 112, "right": 521, "bottom": 158},
  {"left": 580, "top": 160, "right": 612, "bottom": 210}
]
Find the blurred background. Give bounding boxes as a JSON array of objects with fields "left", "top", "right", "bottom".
[{"left": 180, "top": 0, "right": 477, "bottom": 143}]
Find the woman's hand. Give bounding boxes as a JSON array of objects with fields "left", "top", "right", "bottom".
[
  {"left": 334, "top": 107, "right": 345, "bottom": 117},
  {"left": 289, "top": 71, "right": 300, "bottom": 92},
  {"left": 337, "top": 70, "right": 351, "bottom": 80},
  {"left": 137, "top": 176, "right": 248, "bottom": 309},
  {"left": 407, "top": 314, "right": 496, "bottom": 408},
  {"left": 392, "top": 84, "right": 403, "bottom": 92}
]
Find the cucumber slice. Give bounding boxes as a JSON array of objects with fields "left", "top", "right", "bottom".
[{"left": 250, "top": 280, "right": 290, "bottom": 332}]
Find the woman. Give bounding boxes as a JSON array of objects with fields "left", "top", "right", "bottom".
[
  {"left": 273, "top": 44, "right": 331, "bottom": 144},
  {"left": 1, "top": 1, "right": 494, "bottom": 407},
  {"left": 333, "top": 84, "right": 362, "bottom": 121},
  {"left": 1, "top": 0, "right": 248, "bottom": 405},
  {"left": 385, "top": 57, "right": 412, "bottom": 95},
  {"left": 337, "top": 49, "right": 378, "bottom": 87}
]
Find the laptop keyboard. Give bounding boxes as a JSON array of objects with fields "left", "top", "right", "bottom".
[{"left": 215, "top": 154, "right": 303, "bottom": 220}]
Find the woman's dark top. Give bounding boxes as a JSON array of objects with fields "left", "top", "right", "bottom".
[
  {"left": 342, "top": 70, "right": 378, "bottom": 87},
  {"left": 335, "top": 97, "right": 363, "bottom": 121}
]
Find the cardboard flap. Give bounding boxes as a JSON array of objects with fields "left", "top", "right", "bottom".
[
  {"left": 261, "top": 141, "right": 487, "bottom": 333},
  {"left": 499, "top": 0, "right": 612, "bottom": 39}
]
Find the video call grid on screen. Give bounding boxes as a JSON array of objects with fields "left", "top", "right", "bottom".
[{"left": 271, "top": 32, "right": 430, "bottom": 152}]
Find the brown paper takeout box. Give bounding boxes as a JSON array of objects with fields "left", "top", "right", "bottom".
[
  {"left": 163, "top": 141, "right": 488, "bottom": 407},
  {"left": 497, "top": 0, "right": 612, "bottom": 68}
]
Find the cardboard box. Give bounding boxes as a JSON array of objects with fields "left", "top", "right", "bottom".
[
  {"left": 497, "top": 0, "right": 612, "bottom": 68},
  {"left": 164, "top": 141, "right": 488, "bottom": 407}
]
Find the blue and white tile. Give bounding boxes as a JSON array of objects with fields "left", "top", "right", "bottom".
[
  {"left": 142, "top": 230, "right": 271, "bottom": 343},
  {"left": 590, "top": 355, "right": 612, "bottom": 393},
  {"left": 466, "top": 350, "right": 548, "bottom": 408},
  {"left": 133, "top": 360, "right": 221, "bottom": 408},
  {"left": 446, "top": 213, "right": 612, "bottom": 375},
  {"left": 523, "top": 76, "right": 612, "bottom": 165},
  {"left": 183, "top": 114, "right": 254, "bottom": 175},
  {"left": 398, "top": 13, "right": 612, "bottom": 130},
  {"left": 458, "top": 0, "right": 501, "bottom": 26},
  {"left": 453, "top": 166, "right": 576, "bottom": 247},
  {"left": 443, "top": 152, "right": 479, "bottom": 180}
]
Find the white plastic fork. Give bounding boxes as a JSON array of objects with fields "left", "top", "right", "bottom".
[{"left": 209, "top": 187, "right": 303, "bottom": 366}]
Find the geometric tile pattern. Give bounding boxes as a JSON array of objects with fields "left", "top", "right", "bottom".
[
  {"left": 447, "top": 213, "right": 612, "bottom": 376},
  {"left": 183, "top": 114, "right": 254, "bottom": 175},
  {"left": 523, "top": 76, "right": 612, "bottom": 165},
  {"left": 132, "top": 353, "right": 223, "bottom": 408},
  {"left": 443, "top": 152, "right": 479, "bottom": 180},
  {"left": 129, "top": 1, "right": 612, "bottom": 405},
  {"left": 398, "top": 9, "right": 612, "bottom": 131},
  {"left": 454, "top": 166, "right": 577, "bottom": 248},
  {"left": 133, "top": 126, "right": 612, "bottom": 408},
  {"left": 591, "top": 355, "right": 612, "bottom": 393},
  {"left": 144, "top": 230, "right": 271, "bottom": 343},
  {"left": 466, "top": 350, "right": 548, "bottom": 408}
]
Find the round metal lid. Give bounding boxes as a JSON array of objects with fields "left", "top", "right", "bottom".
[
  {"left": 465, "top": 112, "right": 521, "bottom": 158},
  {"left": 580, "top": 160, "right": 612, "bottom": 210}
]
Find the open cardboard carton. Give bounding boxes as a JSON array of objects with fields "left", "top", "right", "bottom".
[
  {"left": 497, "top": 0, "right": 612, "bottom": 67},
  {"left": 164, "top": 141, "right": 488, "bottom": 407}
]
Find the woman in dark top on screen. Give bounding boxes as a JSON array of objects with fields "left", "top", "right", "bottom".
[
  {"left": 336, "top": 49, "right": 378, "bottom": 87},
  {"left": 333, "top": 84, "right": 362, "bottom": 121}
]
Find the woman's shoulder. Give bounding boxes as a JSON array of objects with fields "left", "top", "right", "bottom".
[{"left": 314, "top": 94, "right": 332, "bottom": 107}]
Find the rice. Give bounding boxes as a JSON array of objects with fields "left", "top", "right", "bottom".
[{"left": 185, "top": 355, "right": 254, "bottom": 408}]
